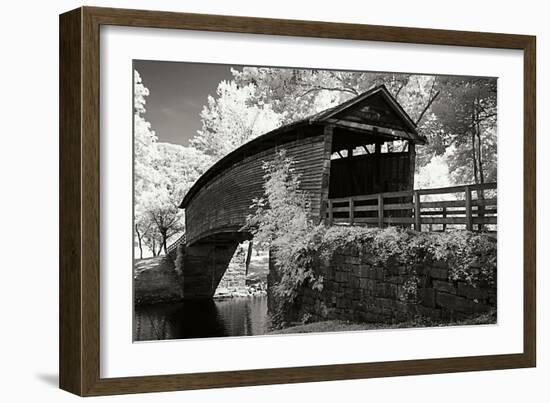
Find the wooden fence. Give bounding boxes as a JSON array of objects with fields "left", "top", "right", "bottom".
[{"left": 325, "top": 182, "right": 497, "bottom": 231}]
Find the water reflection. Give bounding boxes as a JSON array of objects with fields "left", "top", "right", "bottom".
[{"left": 134, "top": 296, "right": 269, "bottom": 341}]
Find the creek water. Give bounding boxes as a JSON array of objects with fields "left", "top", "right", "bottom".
[{"left": 134, "top": 295, "right": 270, "bottom": 341}]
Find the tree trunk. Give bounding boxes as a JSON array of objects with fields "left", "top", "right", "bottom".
[
  {"left": 471, "top": 102, "right": 479, "bottom": 185},
  {"left": 161, "top": 231, "right": 168, "bottom": 255},
  {"left": 245, "top": 241, "right": 254, "bottom": 277},
  {"left": 471, "top": 130, "right": 479, "bottom": 184},
  {"left": 135, "top": 225, "right": 143, "bottom": 260},
  {"left": 474, "top": 98, "right": 486, "bottom": 231},
  {"left": 475, "top": 115, "right": 485, "bottom": 185}
]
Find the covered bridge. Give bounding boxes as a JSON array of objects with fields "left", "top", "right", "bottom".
[{"left": 175, "top": 85, "right": 427, "bottom": 299}]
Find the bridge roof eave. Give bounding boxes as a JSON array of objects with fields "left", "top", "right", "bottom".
[{"left": 179, "top": 119, "right": 315, "bottom": 209}]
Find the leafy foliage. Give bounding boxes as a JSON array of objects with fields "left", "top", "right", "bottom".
[
  {"left": 134, "top": 70, "right": 211, "bottom": 257},
  {"left": 317, "top": 226, "right": 497, "bottom": 286},
  {"left": 191, "top": 80, "right": 282, "bottom": 161},
  {"left": 245, "top": 150, "right": 324, "bottom": 302}
]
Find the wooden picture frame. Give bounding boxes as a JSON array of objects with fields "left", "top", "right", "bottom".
[{"left": 59, "top": 6, "right": 536, "bottom": 396}]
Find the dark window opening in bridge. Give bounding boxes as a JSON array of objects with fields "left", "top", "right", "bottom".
[{"left": 328, "top": 128, "right": 414, "bottom": 200}]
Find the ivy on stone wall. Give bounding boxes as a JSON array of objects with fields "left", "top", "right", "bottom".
[
  {"left": 314, "top": 226, "right": 497, "bottom": 287},
  {"left": 269, "top": 225, "right": 496, "bottom": 310}
]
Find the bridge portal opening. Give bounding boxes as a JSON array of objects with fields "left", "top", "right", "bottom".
[
  {"left": 327, "top": 128, "right": 417, "bottom": 223},
  {"left": 328, "top": 128, "right": 415, "bottom": 199}
]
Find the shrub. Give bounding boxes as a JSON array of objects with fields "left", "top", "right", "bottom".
[{"left": 244, "top": 150, "right": 324, "bottom": 304}]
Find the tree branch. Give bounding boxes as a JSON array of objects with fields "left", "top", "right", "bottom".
[{"left": 415, "top": 89, "right": 441, "bottom": 126}]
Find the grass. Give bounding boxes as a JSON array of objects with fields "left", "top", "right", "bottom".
[
  {"left": 133, "top": 255, "right": 173, "bottom": 276},
  {"left": 269, "top": 310, "right": 497, "bottom": 335}
]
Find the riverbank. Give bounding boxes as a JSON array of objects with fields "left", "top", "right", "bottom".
[
  {"left": 269, "top": 310, "right": 496, "bottom": 335},
  {"left": 134, "top": 256, "right": 184, "bottom": 305},
  {"left": 213, "top": 283, "right": 267, "bottom": 299},
  {"left": 134, "top": 245, "right": 270, "bottom": 305}
]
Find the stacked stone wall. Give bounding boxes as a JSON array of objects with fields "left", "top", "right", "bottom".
[{"left": 269, "top": 241, "right": 496, "bottom": 325}]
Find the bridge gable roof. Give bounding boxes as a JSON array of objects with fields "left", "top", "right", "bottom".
[{"left": 180, "top": 85, "right": 424, "bottom": 209}]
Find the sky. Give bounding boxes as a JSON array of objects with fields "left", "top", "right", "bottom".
[{"left": 134, "top": 60, "right": 235, "bottom": 146}]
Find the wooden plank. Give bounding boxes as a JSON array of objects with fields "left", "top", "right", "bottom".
[
  {"left": 420, "top": 208, "right": 497, "bottom": 217},
  {"left": 328, "top": 200, "right": 334, "bottom": 226},
  {"left": 409, "top": 143, "right": 416, "bottom": 195},
  {"left": 384, "top": 203, "right": 414, "bottom": 211},
  {"left": 465, "top": 186, "right": 473, "bottom": 231},
  {"left": 420, "top": 217, "right": 470, "bottom": 224},
  {"left": 472, "top": 217, "right": 498, "bottom": 224},
  {"left": 354, "top": 205, "right": 380, "bottom": 212},
  {"left": 380, "top": 189, "right": 414, "bottom": 198},
  {"left": 421, "top": 200, "right": 466, "bottom": 208},
  {"left": 329, "top": 194, "right": 377, "bottom": 203},
  {"left": 383, "top": 217, "right": 415, "bottom": 224},
  {"left": 59, "top": 8, "right": 83, "bottom": 395},
  {"left": 331, "top": 206, "right": 352, "bottom": 213},
  {"left": 377, "top": 194, "right": 384, "bottom": 228},
  {"left": 469, "top": 182, "right": 498, "bottom": 191},
  {"left": 349, "top": 198, "right": 355, "bottom": 225},
  {"left": 473, "top": 198, "right": 498, "bottom": 206},
  {"left": 414, "top": 191, "right": 421, "bottom": 231},
  {"left": 420, "top": 210, "right": 466, "bottom": 216},
  {"left": 419, "top": 198, "right": 496, "bottom": 209},
  {"left": 353, "top": 217, "right": 380, "bottom": 224},
  {"left": 418, "top": 182, "right": 496, "bottom": 195}
]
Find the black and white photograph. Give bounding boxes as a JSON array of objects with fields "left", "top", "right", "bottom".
[{"left": 132, "top": 61, "right": 498, "bottom": 342}]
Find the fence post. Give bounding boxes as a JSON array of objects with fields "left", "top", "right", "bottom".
[
  {"left": 442, "top": 206, "right": 447, "bottom": 231},
  {"left": 414, "top": 191, "right": 421, "bottom": 231},
  {"left": 465, "top": 185, "right": 473, "bottom": 231},
  {"left": 377, "top": 194, "right": 384, "bottom": 228},
  {"left": 328, "top": 200, "right": 333, "bottom": 226},
  {"left": 349, "top": 198, "right": 355, "bottom": 225}
]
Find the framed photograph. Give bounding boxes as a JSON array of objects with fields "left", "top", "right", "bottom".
[{"left": 59, "top": 6, "right": 536, "bottom": 396}]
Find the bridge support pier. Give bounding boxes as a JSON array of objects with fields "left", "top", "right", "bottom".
[{"left": 177, "top": 240, "right": 240, "bottom": 299}]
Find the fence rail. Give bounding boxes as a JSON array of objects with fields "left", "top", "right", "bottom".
[{"left": 325, "top": 182, "right": 497, "bottom": 231}]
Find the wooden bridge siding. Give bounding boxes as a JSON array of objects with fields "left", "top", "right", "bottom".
[{"left": 185, "top": 134, "right": 327, "bottom": 245}]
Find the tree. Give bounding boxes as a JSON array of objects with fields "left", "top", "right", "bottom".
[
  {"left": 191, "top": 80, "right": 283, "bottom": 160},
  {"left": 134, "top": 70, "right": 212, "bottom": 257},
  {"left": 134, "top": 70, "right": 160, "bottom": 257},
  {"left": 134, "top": 71, "right": 158, "bottom": 197},
  {"left": 430, "top": 78, "right": 497, "bottom": 185},
  {"left": 144, "top": 143, "right": 212, "bottom": 254},
  {"left": 232, "top": 67, "right": 416, "bottom": 124}
]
